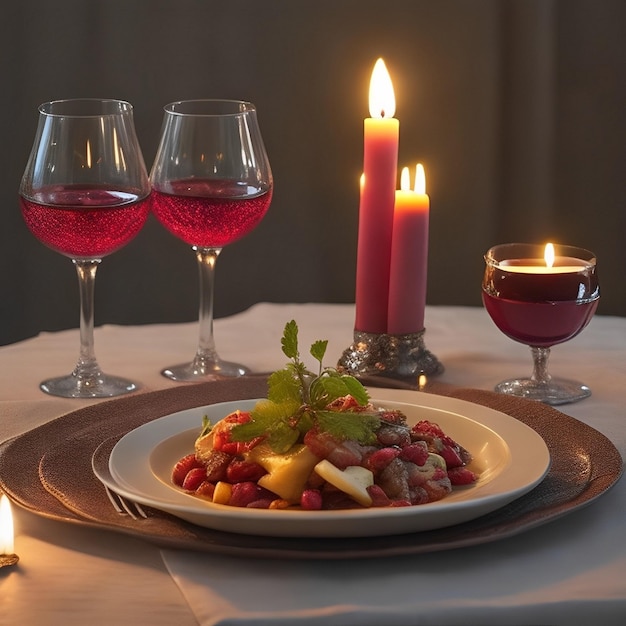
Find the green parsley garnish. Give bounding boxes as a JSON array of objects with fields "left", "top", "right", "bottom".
[{"left": 230, "top": 320, "right": 379, "bottom": 453}]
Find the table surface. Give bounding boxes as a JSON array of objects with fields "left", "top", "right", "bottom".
[{"left": 1, "top": 303, "right": 624, "bottom": 625}]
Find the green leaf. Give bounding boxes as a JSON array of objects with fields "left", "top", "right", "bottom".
[
  {"left": 281, "top": 320, "right": 299, "bottom": 360},
  {"left": 230, "top": 398, "right": 301, "bottom": 450},
  {"left": 200, "top": 415, "right": 212, "bottom": 437},
  {"left": 252, "top": 398, "right": 301, "bottom": 423},
  {"left": 229, "top": 320, "right": 379, "bottom": 453},
  {"left": 310, "top": 339, "right": 328, "bottom": 366},
  {"left": 309, "top": 374, "right": 350, "bottom": 407},
  {"left": 267, "top": 369, "right": 302, "bottom": 404},
  {"left": 266, "top": 424, "right": 300, "bottom": 454},
  {"left": 315, "top": 410, "right": 380, "bottom": 445},
  {"left": 340, "top": 375, "right": 369, "bottom": 406},
  {"left": 228, "top": 418, "right": 270, "bottom": 442}
]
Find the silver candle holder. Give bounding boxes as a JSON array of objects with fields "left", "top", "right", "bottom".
[{"left": 338, "top": 328, "right": 443, "bottom": 382}]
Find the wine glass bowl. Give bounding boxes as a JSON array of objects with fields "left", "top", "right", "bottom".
[
  {"left": 482, "top": 242, "right": 599, "bottom": 405},
  {"left": 150, "top": 99, "right": 272, "bottom": 382},
  {"left": 19, "top": 98, "right": 151, "bottom": 398}
]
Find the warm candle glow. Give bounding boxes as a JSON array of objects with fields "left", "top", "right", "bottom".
[
  {"left": 544, "top": 243, "right": 555, "bottom": 268},
  {"left": 0, "top": 494, "right": 14, "bottom": 555},
  {"left": 400, "top": 166, "right": 410, "bottom": 191},
  {"left": 414, "top": 163, "right": 426, "bottom": 194},
  {"left": 399, "top": 164, "right": 427, "bottom": 194},
  {"left": 369, "top": 58, "right": 396, "bottom": 119}
]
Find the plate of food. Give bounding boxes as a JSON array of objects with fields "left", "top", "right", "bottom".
[{"left": 101, "top": 322, "right": 550, "bottom": 538}]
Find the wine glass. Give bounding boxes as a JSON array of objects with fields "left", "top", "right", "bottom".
[
  {"left": 150, "top": 99, "right": 272, "bottom": 381},
  {"left": 482, "top": 242, "right": 600, "bottom": 405},
  {"left": 19, "top": 99, "right": 151, "bottom": 398}
]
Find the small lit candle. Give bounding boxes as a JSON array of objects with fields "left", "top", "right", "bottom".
[
  {"left": 486, "top": 243, "right": 597, "bottom": 303},
  {"left": 387, "top": 164, "right": 430, "bottom": 335},
  {"left": 500, "top": 243, "right": 589, "bottom": 274},
  {"left": 0, "top": 494, "right": 18, "bottom": 566},
  {"left": 355, "top": 58, "right": 399, "bottom": 333},
  {"left": 1, "top": 494, "right": 15, "bottom": 554}
]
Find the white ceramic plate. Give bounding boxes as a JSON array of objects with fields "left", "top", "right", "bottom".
[{"left": 104, "top": 394, "right": 550, "bottom": 538}]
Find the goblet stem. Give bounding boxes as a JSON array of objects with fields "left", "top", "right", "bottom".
[
  {"left": 194, "top": 246, "right": 220, "bottom": 365},
  {"left": 160, "top": 246, "right": 249, "bottom": 380},
  {"left": 530, "top": 346, "right": 552, "bottom": 385},
  {"left": 40, "top": 259, "right": 138, "bottom": 397},
  {"left": 73, "top": 259, "right": 103, "bottom": 378}
]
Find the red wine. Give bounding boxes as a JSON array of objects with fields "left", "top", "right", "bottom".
[
  {"left": 482, "top": 292, "right": 598, "bottom": 347},
  {"left": 20, "top": 186, "right": 150, "bottom": 259},
  {"left": 151, "top": 178, "right": 272, "bottom": 247}
]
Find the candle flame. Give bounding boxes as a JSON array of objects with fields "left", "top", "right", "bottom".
[
  {"left": 414, "top": 163, "right": 426, "bottom": 194},
  {"left": 369, "top": 58, "right": 396, "bottom": 119},
  {"left": 544, "top": 242, "right": 555, "bottom": 268},
  {"left": 400, "top": 167, "right": 410, "bottom": 191},
  {"left": 86, "top": 140, "right": 92, "bottom": 168},
  {"left": 399, "top": 164, "right": 426, "bottom": 193},
  {"left": 0, "top": 494, "right": 14, "bottom": 555}
]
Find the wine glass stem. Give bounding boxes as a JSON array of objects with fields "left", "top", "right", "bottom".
[
  {"left": 194, "top": 246, "right": 222, "bottom": 362},
  {"left": 73, "top": 259, "right": 102, "bottom": 378},
  {"left": 530, "top": 346, "right": 552, "bottom": 384}
]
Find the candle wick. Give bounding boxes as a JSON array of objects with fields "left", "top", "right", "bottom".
[{"left": 380, "top": 109, "right": 386, "bottom": 118}]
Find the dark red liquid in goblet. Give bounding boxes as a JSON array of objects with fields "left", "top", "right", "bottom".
[
  {"left": 20, "top": 185, "right": 150, "bottom": 259},
  {"left": 151, "top": 178, "right": 272, "bottom": 248},
  {"left": 482, "top": 256, "right": 599, "bottom": 347}
]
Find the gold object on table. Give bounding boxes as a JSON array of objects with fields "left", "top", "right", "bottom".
[{"left": 0, "top": 553, "right": 19, "bottom": 568}]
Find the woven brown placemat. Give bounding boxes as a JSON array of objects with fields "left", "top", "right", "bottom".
[{"left": 0, "top": 377, "right": 622, "bottom": 559}]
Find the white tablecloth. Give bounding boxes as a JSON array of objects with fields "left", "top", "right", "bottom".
[{"left": 1, "top": 304, "right": 624, "bottom": 625}]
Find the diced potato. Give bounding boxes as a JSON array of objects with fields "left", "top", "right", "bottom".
[
  {"left": 248, "top": 443, "right": 320, "bottom": 503},
  {"left": 212, "top": 481, "right": 232, "bottom": 505},
  {"left": 314, "top": 460, "right": 373, "bottom": 507}
]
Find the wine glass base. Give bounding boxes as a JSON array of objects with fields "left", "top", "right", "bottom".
[
  {"left": 494, "top": 377, "right": 591, "bottom": 406},
  {"left": 161, "top": 359, "right": 250, "bottom": 382},
  {"left": 40, "top": 373, "right": 138, "bottom": 399}
]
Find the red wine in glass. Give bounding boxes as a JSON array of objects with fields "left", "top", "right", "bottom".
[
  {"left": 21, "top": 186, "right": 149, "bottom": 259},
  {"left": 151, "top": 178, "right": 271, "bottom": 247},
  {"left": 482, "top": 243, "right": 600, "bottom": 405}
]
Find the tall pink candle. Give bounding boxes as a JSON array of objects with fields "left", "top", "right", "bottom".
[
  {"left": 387, "top": 164, "right": 429, "bottom": 334},
  {"left": 355, "top": 58, "right": 399, "bottom": 333}
]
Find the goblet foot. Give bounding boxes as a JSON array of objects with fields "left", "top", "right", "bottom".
[
  {"left": 40, "top": 372, "right": 138, "bottom": 398},
  {"left": 494, "top": 376, "right": 591, "bottom": 405},
  {"left": 162, "top": 355, "right": 249, "bottom": 382}
]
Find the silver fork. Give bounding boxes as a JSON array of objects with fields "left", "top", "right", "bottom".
[{"left": 104, "top": 485, "right": 148, "bottom": 520}]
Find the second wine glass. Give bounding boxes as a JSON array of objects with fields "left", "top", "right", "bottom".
[{"left": 150, "top": 99, "right": 273, "bottom": 381}]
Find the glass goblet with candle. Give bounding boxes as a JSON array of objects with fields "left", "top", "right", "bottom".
[
  {"left": 482, "top": 242, "right": 599, "bottom": 405},
  {"left": 19, "top": 99, "right": 151, "bottom": 398},
  {"left": 150, "top": 99, "right": 272, "bottom": 381}
]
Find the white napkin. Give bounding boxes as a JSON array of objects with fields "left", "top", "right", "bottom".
[{"left": 161, "top": 486, "right": 626, "bottom": 626}]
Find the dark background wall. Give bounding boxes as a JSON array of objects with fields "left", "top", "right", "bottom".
[{"left": 1, "top": 0, "right": 624, "bottom": 345}]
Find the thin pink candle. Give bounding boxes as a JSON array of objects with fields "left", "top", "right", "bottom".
[
  {"left": 355, "top": 58, "right": 399, "bottom": 333},
  {"left": 387, "top": 164, "right": 430, "bottom": 334}
]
